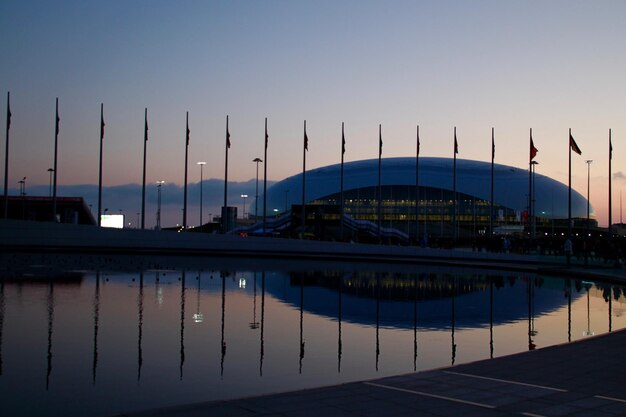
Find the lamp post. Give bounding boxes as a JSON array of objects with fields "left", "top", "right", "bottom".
[
  {"left": 197, "top": 161, "right": 206, "bottom": 228},
  {"left": 253, "top": 158, "right": 262, "bottom": 219},
  {"left": 241, "top": 194, "right": 248, "bottom": 219},
  {"left": 156, "top": 181, "right": 165, "bottom": 230},
  {"left": 585, "top": 160, "right": 592, "bottom": 265},
  {"left": 47, "top": 168, "right": 54, "bottom": 197}
]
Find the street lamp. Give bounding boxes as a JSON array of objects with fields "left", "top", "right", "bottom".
[
  {"left": 197, "top": 162, "right": 206, "bottom": 228},
  {"left": 253, "top": 158, "right": 262, "bottom": 219},
  {"left": 156, "top": 181, "right": 165, "bottom": 230},
  {"left": 47, "top": 168, "right": 54, "bottom": 197},
  {"left": 241, "top": 194, "right": 248, "bottom": 219}
]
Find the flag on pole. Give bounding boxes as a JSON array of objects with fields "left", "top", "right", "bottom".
[
  {"left": 6, "top": 96, "right": 11, "bottom": 130},
  {"left": 100, "top": 108, "right": 105, "bottom": 140},
  {"left": 55, "top": 107, "right": 60, "bottom": 135},
  {"left": 186, "top": 122, "right": 190, "bottom": 145},
  {"left": 417, "top": 125, "right": 420, "bottom": 156},
  {"left": 342, "top": 127, "right": 346, "bottom": 155},
  {"left": 610, "top": 135, "right": 613, "bottom": 160},
  {"left": 264, "top": 121, "right": 268, "bottom": 150},
  {"left": 304, "top": 129, "right": 308, "bottom": 151},
  {"left": 226, "top": 125, "right": 231, "bottom": 149},
  {"left": 144, "top": 111, "right": 148, "bottom": 142},
  {"left": 491, "top": 135, "right": 495, "bottom": 160},
  {"left": 530, "top": 138, "right": 538, "bottom": 161},
  {"left": 378, "top": 125, "right": 382, "bottom": 157},
  {"left": 454, "top": 135, "right": 458, "bottom": 154},
  {"left": 569, "top": 133, "right": 582, "bottom": 155}
]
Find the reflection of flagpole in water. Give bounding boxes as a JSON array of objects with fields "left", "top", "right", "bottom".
[
  {"left": 584, "top": 284, "right": 594, "bottom": 337},
  {"left": 46, "top": 281, "right": 54, "bottom": 390},
  {"left": 566, "top": 280, "right": 572, "bottom": 342},
  {"left": 338, "top": 274, "right": 343, "bottom": 373},
  {"left": 250, "top": 272, "right": 259, "bottom": 329},
  {"left": 413, "top": 274, "right": 418, "bottom": 372},
  {"left": 527, "top": 277, "right": 536, "bottom": 350},
  {"left": 220, "top": 272, "right": 226, "bottom": 377},
  {"left": 92, "top": 272, "right": 101, "bottom": 385},
  {"left": 259, "top": 271, "right": 265, "bottom": 377},
  {"left": 179, "top": 272, "right": 186, "bottom": 380},
  {"left": 299, "top": 274, "right": 305, "bottom": 374},
  {"left": 193, "top": 272, "right": 203, "bottom": 323},
  {"left": 609, "top": 286, "right": 612, "bottom": 333},
  {"left": 0, "top": 279, "right": 4, "bottom": 376},
  {"left": 375, "top": 275, "right": 380, "bottom": 372},
  {"left": 489, "top": 278, "right": 494, "bottom": 359},
  {"left": 137, "top": 272, "right": 144, "bottom": 382},
  {"left": 451, "top": 277, "right": 456, "bottom": 366}
]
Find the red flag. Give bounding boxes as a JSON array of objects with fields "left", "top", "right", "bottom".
[
  {"left": 530, "top": 138, "right": 538, "bottom": 161},
  {"left": 569, "top": 133, "right": 582, "bottom": 155}
]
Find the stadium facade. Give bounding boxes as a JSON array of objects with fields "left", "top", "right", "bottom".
[{"left": 263, "top": 157, "right": 592, "bottom": 239}]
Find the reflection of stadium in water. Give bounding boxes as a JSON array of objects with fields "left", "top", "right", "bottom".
[{"left": 265, "top": 271, "right": 582, "bottom": 330}]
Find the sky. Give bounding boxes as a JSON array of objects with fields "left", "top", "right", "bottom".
[{"left": 1, "top": 0, "right": 625, "bottom": 228}]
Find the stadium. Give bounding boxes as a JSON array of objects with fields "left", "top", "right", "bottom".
[{"left": 260, "top": 157, "right": 593, "bottom": 242}]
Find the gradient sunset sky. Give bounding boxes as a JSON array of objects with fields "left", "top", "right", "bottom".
[{"left": 1, "top": 0, "right": 625, "bottom": 227}]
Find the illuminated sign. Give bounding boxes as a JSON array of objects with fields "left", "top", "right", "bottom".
[{"left": 101, "top": 214, "right": 125, "bottom": 229}]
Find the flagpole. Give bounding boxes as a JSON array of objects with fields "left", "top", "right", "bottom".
[
  {"left": 609, "top": 129, "right": 613, "bottom": 239},
  {"left": 97, "top": 103, "right": 104, "bottom": 226},
  {"left": 568, "top": 128, "right": 572, "bottom": 242},
  {"left": 528, "top": 129, "right": 532, "bottom": 238},
  {"left": 53, "top": 98, "right": 60, "bottom": 222},
  {"left": 3, "top": 92, "right": 10, "bottom": 219},
  {"left": 263, "top": 117, "right": 268, "bottom": 235},
  {"left": 490, "top": 127, "right": 494, "bottom": 241},
  {"left": 377, "top": 124, "right": 382, "bottom": 242},
  {"left": 453, "top": 126, "right": 457, "bottom": 243},
  {"left": 301, "top": 120, "right": 307, "bottom": 238},
  {"left": 183, "top": 112, "right": 190, "bottom": 229},
  {"left": 340, "top": 122, "right": 345, "bottom": 241},
  {"left": 415, "top": 125, "right": 420, "bottom": 244},
  {"left": 223, "top": 115, "right": 230, "bottom": 233},
  {"left": 141, "top": 108, "right": 148, "bottom": 229}
]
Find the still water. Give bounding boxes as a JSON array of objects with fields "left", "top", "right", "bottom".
[{"left": 0, "top": 254, "right": 625, "bottom": 417}]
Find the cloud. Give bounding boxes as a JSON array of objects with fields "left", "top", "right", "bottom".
[{"left": 613, "top": 171, "right": 626, "bottom": 182}]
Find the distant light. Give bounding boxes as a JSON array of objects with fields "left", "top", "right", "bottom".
[
  {"left": 239, "top": 278, "right": 246, "bottom": 289},
  {"left": 193, "top": 313, "right": 204, "bottom": 323}
]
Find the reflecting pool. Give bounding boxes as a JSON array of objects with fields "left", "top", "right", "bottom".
[{"left": 1, "top": 254, "right": 625, "bottom": 417}]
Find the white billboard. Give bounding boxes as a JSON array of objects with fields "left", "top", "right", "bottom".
[{"left": 101, "top": 214, "right": 125, "bottom": 229}]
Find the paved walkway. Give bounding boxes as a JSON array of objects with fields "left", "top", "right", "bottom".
[{"left": 118, "top": 328, "right": 626, "bottom": 417}]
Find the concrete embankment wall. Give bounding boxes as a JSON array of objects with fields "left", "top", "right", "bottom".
[{"left": 0, "top": 219, "right": 553, "bottom": 270}]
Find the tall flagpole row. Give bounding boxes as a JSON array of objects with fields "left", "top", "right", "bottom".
[
  {"left": 301, "top": 120, "right": 307, "bottom": 238},
  {"left": 263, "top": 117, "right": 268, "bottom": 235},
  {"left": 490, "top": 127, "right": 494, "bottom": 240},
  {"left": 340, "top": 122, "right": 345, "bottom": 241},
  {"left": 415, "top": 125, "right": 420, "bottom": 243}
]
